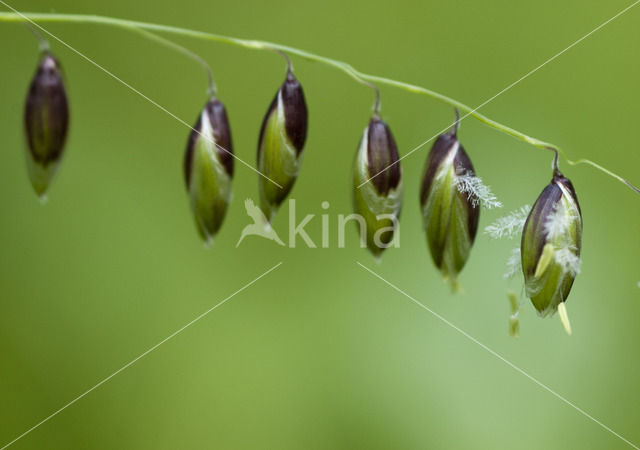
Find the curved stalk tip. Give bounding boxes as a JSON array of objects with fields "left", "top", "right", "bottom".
[
  {"left": 450, "top": 108, "right": 460, "bottom": 136},
  {"left": 545, "top": 146, "right": 560, "bottom": 176},
  {"left": 129, "top": 27, "right": 217, "bottom": 97},
  {"left": 275, "top": 49, "right": 293, "bottom": 73}
]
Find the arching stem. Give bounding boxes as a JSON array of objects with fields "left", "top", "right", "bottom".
[
  {"left": 0, "top": 11, "right": 637, "bottom": 195},
  {"left": 566, "top": 158, "right": 640, "bottom": 195}
]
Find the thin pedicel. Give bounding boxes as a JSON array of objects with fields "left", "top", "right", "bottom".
[{"left": 129, "top": 27, "right": 217, "bottom": 97}]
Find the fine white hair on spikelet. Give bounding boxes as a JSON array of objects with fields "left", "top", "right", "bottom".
[
  {"left": 504, "top": 247, "right": 522, "bottom": 279},
  {"left": 455, "top": 171, "right": 502, "bottom": 209},
  {"left": 484, "top": 205, "right": 531, "bottom": 240},
  {"left": 554, "top": 246, "right": 581, "bottom": 276},
  {"left": 544, "top": 200, "right": 570, "bottom": 240}
]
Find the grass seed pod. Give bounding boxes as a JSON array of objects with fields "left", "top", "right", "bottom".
[
  {"left": 24, "top": 51, "right": 70, "bottom": 197},
  {"left": 257, "top": 70, "right": 308, "bottom": 221},
  {"left": 352, "top": 117, "right": 402, "bottom": 258},
  {"left": 184, "top": 97, "right": 234, "bottom": 244},
  {"left": 419, "top": 118, "right": 479, "bottom": 288},
  {"left": 521, "top": 169, "right": 582, "bottom": 326}
]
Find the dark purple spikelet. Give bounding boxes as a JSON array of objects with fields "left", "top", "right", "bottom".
[
  {"left": 352, "top": 116, "right": 403, "bottom": 257},
  {"left": 24, "top": 52, "right": 69, "bottom": 196},
  {"left": 366, "top": 118, "right": 401, "bottom": 196},
  {"left": 521, "top": 170, "right": 582, "bottom": 321},
  {"left": 419, "top": 116, "right": 489, "bottom": 288},
  {"left": 184, "top": 97, "right": 233, "bottom": 188},
  {"left": 257, "top": 70, "right": 309, "bottom": 221},
  {"left": 183, "top": 97, "right": 234, "bottom": 243},
  {"left": 280, "top": 71, "right": 308, "bottom": 153}
]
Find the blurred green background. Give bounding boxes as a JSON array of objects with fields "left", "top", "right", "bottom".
[{"left": 1, "top": 0, "right": 639, "bottom": 448}]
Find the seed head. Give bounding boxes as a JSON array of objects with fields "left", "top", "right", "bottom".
[
  {"left": 352, "top": 117, "right": 402, "bottom": 258},
  {"left": 24, "top": 52, "right": 70, "bottom": 197},
  {"left": 257, "top": 70, "right": 308, "bottom": 221},
  {"left": 419, "top": 116, "right": 484, "bottom": 287},
  {"left": 184, "top": 97, "right": 234, "bottom": 244},
  {"left": 521, "top": 171, "right": 582, "bottom": 318}
]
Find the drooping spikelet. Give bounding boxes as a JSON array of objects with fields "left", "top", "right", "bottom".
[
  {"left": 24, "top": 51, "right": 70, "bottom": 197},
  {"left": 420, "top": 111, "right": 498, "bottom": 287},
  {"left": 352, "top": 117, "right": 402, "bottom": 258},
  {"left": 257, "top": 70, "right": 308, "bottom": 221},
  {"left": 521, "top": 169, "right": 582, "bottom": 333},
  {"left": 184, "top": 97, "right": 234, "bottom": 244}
]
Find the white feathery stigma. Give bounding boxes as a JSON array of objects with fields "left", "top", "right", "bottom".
[
  {"left": 455, "top": 171, "right": 502, "bottom": 209},
  {"left": 504, "top": 247, "right": 522, "bottom": 279},
  {"left": 484, "top": 205, "right": 531, "bottom": 239}
]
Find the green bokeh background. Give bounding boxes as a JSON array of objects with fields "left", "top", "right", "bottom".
[{"left": 1, "top": 0, "right": 639, "bottom": 448}]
